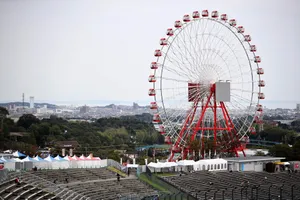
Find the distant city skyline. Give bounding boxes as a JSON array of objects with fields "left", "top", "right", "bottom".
[
  {"left": 0, "top": 0, "right": 299, "bottom": 109},
  {"left": 0, "top": 98, "right": 299, "bottom": 109}
]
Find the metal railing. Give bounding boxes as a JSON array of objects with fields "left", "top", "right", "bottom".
[
  {"left": 193, "top": 183, "right": 300, "bottom": 200},
  {"left": 20, "top": 171, "right": 90, "bottom": 200}
]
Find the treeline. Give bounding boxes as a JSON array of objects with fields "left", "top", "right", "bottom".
[
  {"left": 249, "top": 124, "right": 299, "bottom": 145},
  {"left": 0, "top": 112, "right": 164, "bottom": 157}
]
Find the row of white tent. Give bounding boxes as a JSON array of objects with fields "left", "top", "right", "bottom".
[
  {"left": 147, "top": 159, "right": 228, "bottom": 172},
  {"left": 0, "top": 154, "right": 101, "bottom": 162},
  {"left": 0, "top": 154, "right": 107, "bottom": 171}
]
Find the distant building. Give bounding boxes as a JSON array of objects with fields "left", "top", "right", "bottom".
[
  {"left": 296, "top": 104, "right": 300, "bottom": 111},
  {"left": 133, "top": 102, "right": 139, "bottom": 109},
  {"left": 80, "top": 105, "right": 89, "bottom": 114},
  {"left": 29, "top": 96, "right": 34, "bottom": 108}
]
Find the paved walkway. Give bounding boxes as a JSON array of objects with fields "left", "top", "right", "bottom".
[{"left": 57, "top": 174, "right": 137, "bottom": 187}]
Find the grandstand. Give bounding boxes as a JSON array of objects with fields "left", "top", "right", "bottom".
[
  {"left": 161, "top": 170, "right": 300, "bottom": 200},
  {"left": 0, "top": 167, "right": 158, "bottom": 200}
]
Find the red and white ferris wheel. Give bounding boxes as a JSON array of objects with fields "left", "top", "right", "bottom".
[{"left": 148, "top": 10, "right": 265, "bottom": 161}]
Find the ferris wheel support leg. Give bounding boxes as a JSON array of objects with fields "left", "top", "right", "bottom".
[
  {"left": 213, "top": 94, "right": 218, "bottom": 158},
  {"left": 221, "top": 102, "right": 245, "bottom": 157},
  {"left": 192, "top": 92, "right": 213, "bottom": 158}
]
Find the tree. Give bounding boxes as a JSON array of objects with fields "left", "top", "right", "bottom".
[
  {"left": 269, "top": 144, "right": 292, "bottom": 160},
  {"left": 255, "top": 151, "right": 265, "bottom": 156},
  {"left": 17, "top": 114, "right": 40, "bottom": 129},
  {"left": 292, "top": 140, "right": 300, "bottom": 160},
  {"left": 0, "top": 107, "right": 9, "bottom": 133},
  {"left": 49, "top": 125, "right": 61, "bottom": 135}
]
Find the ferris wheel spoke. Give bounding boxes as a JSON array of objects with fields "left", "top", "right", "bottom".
[
  {"left": 200, "top": 23, "right": 226, "bottom": 69},
  {"left": 181, "top": 23, "right": 208, "bottom": 79},
  {"left": 157, "top": 76, "right": 189, "bottom": 83},
  {"left": 230, "top": 93, "right": 255, "bottom": 106},
  {"left": 225, "top": 104, "right": 248, "bottom": 133},
  {"left": 227, "top": 101, "right": 253, "bottom": 136},
  {"left": 168, "top": 37, "right": 202, "bottom": 80},
  {"left": 164, "top": 47, "right": 201, "bottom": 80},
  {"left": 163, "top": 62, "right": 196, "bottom": 80},
  {"left": 231, "top": 88, "right": 254, "bottom": 93}
]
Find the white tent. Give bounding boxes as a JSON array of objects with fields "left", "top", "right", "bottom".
[
  {"left": 71, "top": 155, "right": 80, "bottom": 160},
  {"left": 127, "top": 164, "right": 139, "bottom": 168},
  {"left": 63, "top": 156, "right": 71, "bottom": 161},
  {"left": 14, "top": 158, "right": 23, "bottom": 162},
  {"left": 33, "top": 155, "right": 44, "bottom": 161},
  {"left": 44, "top": 155, "right": 55, "bottom": 162},
  {"left": 162, "top": 162, "right": 178, "bottom": 167},
  {"left": 12, "top": 151, "right": 26, "bottom": 158},
  {"left": 193, "top": 158, "right": 227, "bottom": 171},
  {"left": 0, "top": 157, "right": 7, "bottom": 162},
  {"left": 22, "top": 156, "right": 34, "bottom": 162},
  {"left": 147, "top": 162, "right": 163, "bottom": 168},
  {"left": 177, "top": 160, "right": 195, "bottom": 166},
  {"left": 54, "top": 155, "right": 65, "bottom": 161}
]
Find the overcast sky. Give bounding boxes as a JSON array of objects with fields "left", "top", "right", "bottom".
[{"left": 0, "top": 0, "right": 299, "bottom": 108}]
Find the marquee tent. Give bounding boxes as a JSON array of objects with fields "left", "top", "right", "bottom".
[
  {"left": 193, "top": 158, "right": 227, "bottom": 171},
  {"left": 22, "top": 156, "right": 34, "bottom": 162},
  {"left": 71, "top": 155, "right": 80, "bottom": 160},
  {"left": 0, "top": 157, "right": 7, "bottom": 162},
  {"left": 44, "top": 155, "right": 55, "bottom": 162},
  {"left": 33, "top": 156, "right": 44, "bottom": 161},
  {"left": 54, "top": 155, "right": 65, "bottom": 161},
  {"left": 177, "top": 160, "right": 195, "bottom": 166},
  {"left": 12, "top": 151, "right": 26, "bottom": 158}
]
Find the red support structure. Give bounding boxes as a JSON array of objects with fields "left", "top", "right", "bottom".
[{"left": 169, "top": 83, "right": 245, "bottom": 161}]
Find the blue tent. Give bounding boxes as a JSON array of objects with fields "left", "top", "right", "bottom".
[
  {"left": 44, "top": 155, "right": 55, "bottom": 162},
  {"left": 12, "top": 151, "right": 26, "bottom": 158},
  {"left": 22, "top": 156, "right": 34, "bottom": 162},
  {"left": 33, "top": 155, "right": 44, "bottom": 162},
  {"left": 54, "top": 155, "right": 65, "bottom": 161}
]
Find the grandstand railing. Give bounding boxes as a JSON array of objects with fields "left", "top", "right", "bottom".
[
  {"left": 0, "top": 169, "right": 8, "bottom": 182},
  {"left": 107, "top": 159, "right": 123, "bottom": 170},
  {"left": 20, "top": 171, "right": 91, "bottom": 200},
  {"left": 192, "top": 183, "right": 300, "bottom": 200}
]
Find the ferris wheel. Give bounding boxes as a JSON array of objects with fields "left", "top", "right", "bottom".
[{"left": 148, "top": 10, "right": 265, "bottom": 161}]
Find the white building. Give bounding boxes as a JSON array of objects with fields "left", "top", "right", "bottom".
[
  {"left": 224, "top": 156, "right": 285, "bottom": 172},
  {"left": 29, "top": 96, "right": 34, "bottom": 109}
]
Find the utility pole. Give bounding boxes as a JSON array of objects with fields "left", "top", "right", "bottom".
[{"left": 22, "top": 93, "right": 25, "bottom": 113}]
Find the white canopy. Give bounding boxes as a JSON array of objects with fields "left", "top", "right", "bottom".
[
  {"left": 54, "top": 155, "right": 65, "bottom": 161},
  {"left": 148, "top": 162, "right": 178, "bottom": 168},
  {"left": 44, "top": 155, "right": 55, "bottom": 162},
  {"left": 13, "top": 158, "right": 23, "bottom": 162},
  {"left": 193, "top": 158, "right": 227, "bottom": 171},
  {"left": 71, "top": 155, "right": 79, "bottom": 160},
  {"left": 177, "top": 160, "right": 195, "bottom": 166},
  {"left": 12, "top": 151, "right": 26, "bottom": 158},
  {"left": 33, "top": 155, "right": 44, "bottom": 162},
  {"left": 0, "top": 157, "right": 7, "bottom": 162},
  {"left": 63, "top": 156, "right": 72, "bottom": 161},
  {"left": 147, "top": 162, "right": 164, "bottom": 168},
  {"left": 127, "top": 164, "right": 139, "bottom": 168},
  {"left": 22, "top": 156, "right": 34, "bottom": 162},
  {"left": 162, "top": 162, "right": 178, "bottom": 167}
]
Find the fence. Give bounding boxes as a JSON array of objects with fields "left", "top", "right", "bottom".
[
  {"left": 0, "top": 169, "right": 8, "bottom": 182},
  {"left": 193, "top": 183, "right": 300, "bottom": 200}
]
